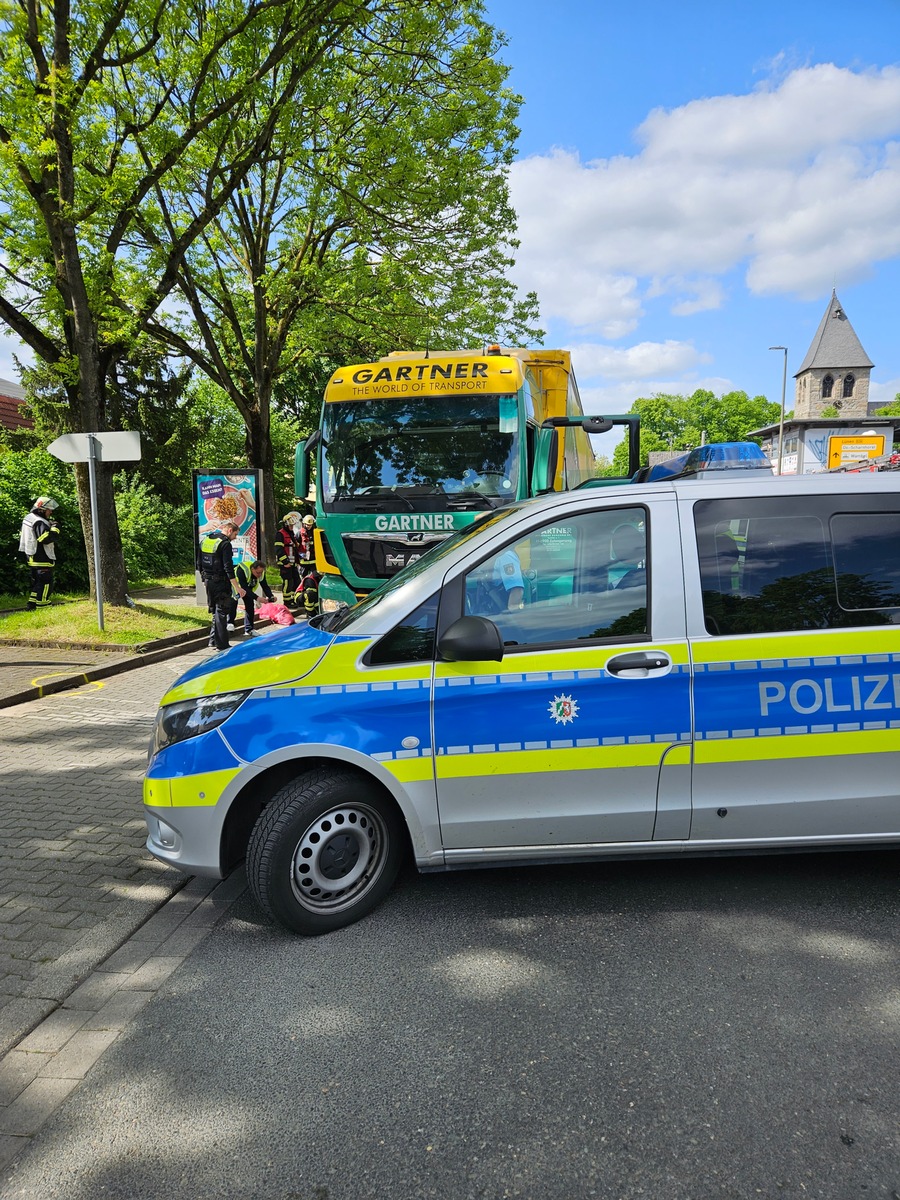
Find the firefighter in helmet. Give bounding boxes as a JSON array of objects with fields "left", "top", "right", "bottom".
[
  {"left": 276, "top": 512, "right": 302, "bottom": 606},
  {"left": 297, "top": 514, "right": 320, "bottom": 616},
  {"left": 19, "top": 497, "right": 60, "bottom": 610}
]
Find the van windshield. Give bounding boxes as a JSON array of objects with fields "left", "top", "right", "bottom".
[{"left": 315, "top": 504, "right": 527, "bottom": 633}]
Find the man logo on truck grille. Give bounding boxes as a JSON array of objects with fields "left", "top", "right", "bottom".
[{"left": 549, "top": 694, "right": 579, "bottom": 725}]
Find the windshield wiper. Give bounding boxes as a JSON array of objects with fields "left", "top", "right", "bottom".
[{"left": 444, "top": 491, "right": 501, "bottom": 510}]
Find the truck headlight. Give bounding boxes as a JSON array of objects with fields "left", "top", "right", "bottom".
[{"left": 152, "top": 691, "right": 248, "bottom": 755}]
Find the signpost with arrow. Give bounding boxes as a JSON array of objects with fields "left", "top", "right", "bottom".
[{"left": 47, "top": 431, "right": 142, "bottom": 630}]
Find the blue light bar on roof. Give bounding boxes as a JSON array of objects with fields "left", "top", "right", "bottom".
[{"left": 646, "top": 442, "right": 773, "bottom": 482}]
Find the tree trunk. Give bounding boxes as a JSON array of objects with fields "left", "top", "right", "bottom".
[
  {"left": 57, "top": 223, "right": 130, "bottom": 606},
  {"left": 245, "top": 398, "right": 276, "bottom": 565},
  {"left": 72, "top": 461, "right": 129, "bottom": 605}
]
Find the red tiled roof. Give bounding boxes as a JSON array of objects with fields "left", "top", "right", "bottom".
[{"left": 0, "top": 392, "right": 32, "bottom": 430}]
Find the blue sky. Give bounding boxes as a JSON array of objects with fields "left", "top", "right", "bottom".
[
  {"left": 3, "top": 0, "right": 900, "bottom": 433},
  {"left": 485, "top": 0, "right": 900, "bottom": 430}
]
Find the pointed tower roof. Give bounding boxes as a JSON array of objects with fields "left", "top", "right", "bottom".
[{"left": 795, "top": 291, "right": 874, "bottom": 376}]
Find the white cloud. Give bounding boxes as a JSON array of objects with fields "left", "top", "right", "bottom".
[
  {"left": 579, "top": 376, "right": 736, "bottom": 412},
  {"left": 564, "top": 339, "right": 710, "bottom": 380},
  {"left": 510, "top": 64, "right": 900, "bottom": 324},
  {"left": 529, "top": 266, "right": 642, "bottom": 335},
  {"left": 869, "top": 377, "right": 900, "bottom": 405}
]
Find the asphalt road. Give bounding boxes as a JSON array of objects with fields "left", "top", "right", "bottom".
[{"left": 2, "top": 846, "right": 898, "bottom": 1199}]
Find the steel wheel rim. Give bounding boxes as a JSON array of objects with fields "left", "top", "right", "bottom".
[{"left": 289, "top": 803, "right": 388, "bottom": 914}]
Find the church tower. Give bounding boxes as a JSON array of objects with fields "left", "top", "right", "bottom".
[{"left": 794, "top": 292, "right": 872, "bottom": 418}]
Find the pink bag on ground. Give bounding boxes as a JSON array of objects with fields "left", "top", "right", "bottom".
[{"left": 256, "top": 601, "right": 296, "bottom": 626}]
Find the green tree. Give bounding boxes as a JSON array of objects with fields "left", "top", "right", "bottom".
[
  {"left": 609, "top": 389, "right": 781, "bottom": 472},
  {"left": 147, "top": 0, "right": 540, "bottom": 543},
  {"left": 0, "top": 0, "right": 385, "bottom": 604},
  {"left": 11, "top": 348, "right": 198, "bottom": 508},
  {"left": 189, "top": 379, "right": 303, "bottom": 522}
]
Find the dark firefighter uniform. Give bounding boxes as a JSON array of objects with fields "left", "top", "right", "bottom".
[
  {"left": 199, "top": 528, "right": 239, "bottom": 650},
  {"left": 297, "top": 516, "right": 320, "bottom": 616},
  {"left": 276, "top": 515, "right": 302, "bottom": 606},
  {"left": 19, "top": 497, "right": 60, "bottom": 610},
  {"left": 228, "top": 560, "right": 275, "bottom": 636}
]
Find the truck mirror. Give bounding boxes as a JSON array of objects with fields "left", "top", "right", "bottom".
[
  {"left": 581, "top": 418, "right": 613, "bottom": 434},
  {"left": 437, "top": 615, "right": 504, "bottom": 663},
  {"left": 531, "top": 427, "right": 560, "bottom": 494},
  {"left": 294, "top": 440, "right": 309, "bottom": 501}
]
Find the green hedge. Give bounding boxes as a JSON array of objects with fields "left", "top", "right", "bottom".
[{"left": 2, "top": 449, "right": 195, "bottom": 596}]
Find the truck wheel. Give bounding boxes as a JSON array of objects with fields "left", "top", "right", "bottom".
[{"left": 247, "top": 769, "right": 403, "bottom": 935}]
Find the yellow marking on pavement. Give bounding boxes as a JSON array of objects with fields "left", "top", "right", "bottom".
[
  {"left": 58, "top": 680, "right": 106, "bottom": 698},
  {"left": 30, "top": 671, "right": 105, "bottom": 698}
]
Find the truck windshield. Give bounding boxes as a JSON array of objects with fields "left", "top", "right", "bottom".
[
  {"left": 315, "top": 504, "right": 524, "bottom": 634},
  {"left": 321, "top": 394, "right": 519, "bottom": 513}
]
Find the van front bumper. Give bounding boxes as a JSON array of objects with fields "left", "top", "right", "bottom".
[{"left": 144, "top": 803, "right": 226, "bottom": 879}]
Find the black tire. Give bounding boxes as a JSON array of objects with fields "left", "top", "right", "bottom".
[{"left": 247, "top": 768, "right": 404, "bottom": 935}]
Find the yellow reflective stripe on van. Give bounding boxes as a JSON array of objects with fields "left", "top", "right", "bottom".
[
  {"left": 162, "top": 646, "right": 330, "bottom": 706},
  {"left": 307, "top": 642, "right": 432, "bottom": 687},
  {"left": 692, "top": 628, "right": 900, "bottom": 666},
  {"left": 436, "top": 641, "right": 690, "bottom": 681},
  {"left": 143, "top": 777, "right": 171, "bottom": 807},
  {"left": 381, "top": 758, "right": 435, "bottom": 784},
  {"left": 437, "top": 740, "right": 667, "bottom": 779},
  {"left": 143, "top": 768, "right": 241, "bottom": 808},
  {"left": 696, "top": 728, "right": 898, "bottom": 765}
]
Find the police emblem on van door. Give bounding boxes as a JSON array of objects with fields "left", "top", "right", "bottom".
[{"left": 549, "top": 694, "right": 579, "bottom": 725}]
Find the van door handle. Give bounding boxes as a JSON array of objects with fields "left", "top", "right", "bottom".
[{"left": 605, "top": 651, "right": 672, "bottom": 677}]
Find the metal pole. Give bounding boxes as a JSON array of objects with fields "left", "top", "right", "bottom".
[
  {"left": 769, "top": 346, "right": 788, "bottom": 475},
  {"left": 86, "top": 433, "right": 104, "bottom": 630}
]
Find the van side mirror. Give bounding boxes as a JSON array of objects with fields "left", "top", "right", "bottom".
[{"left": 437, "top": 615, "right": 504, "bottom": 663}]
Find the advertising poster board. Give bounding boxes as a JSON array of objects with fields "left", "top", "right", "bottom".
[{"left": 192, "top": 469, "right": 261, "bottom": 605}]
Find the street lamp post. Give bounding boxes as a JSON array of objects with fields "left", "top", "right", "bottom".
[{"left": 769, "top": 345, "right": 788, "bottom": 475}]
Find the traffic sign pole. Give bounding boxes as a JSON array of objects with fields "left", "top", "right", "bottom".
[
  {"left": 86, "top": 434, "right": 104, "bottom": 630},
  {"left": 47, "top": 430, "right": 142, "bottom": 631}
]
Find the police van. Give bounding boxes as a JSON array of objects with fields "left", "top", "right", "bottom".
[{"left": 144, "top": 446, "right": 900, "bottom": 934}]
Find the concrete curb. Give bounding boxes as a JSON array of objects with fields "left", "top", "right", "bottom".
[
  {"left": 0, "top": 616, "right": 283, "bottom": 709},
  {"left": 0, "top": 633, "right": 211, "bottom": 710}
]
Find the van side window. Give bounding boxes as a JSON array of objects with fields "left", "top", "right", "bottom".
[
  {"left": 366, "top": 594, "right": 439, "bottom": 665},
  {"left": 831, "top": 512, "right": 900, "bottom": 611},
  {"left": 695, "top": 498, "right": 899, "bottom": 634},
  {"left": 464, "top": 507, "right": 649, "bottom": 649}
]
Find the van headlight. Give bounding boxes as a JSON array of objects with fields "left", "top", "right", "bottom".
[{"left": 152, "top": 691, "right": 248, "bottom": 755}]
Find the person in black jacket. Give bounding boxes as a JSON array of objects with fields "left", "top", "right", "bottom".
[{"left": 198, "top": 521, "right": 243, "bottom": 651}]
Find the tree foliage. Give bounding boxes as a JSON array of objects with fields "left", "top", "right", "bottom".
[
  {"left": 147, "top": 0, "right": 540, "bottom": 546},
  {"left": 0, "top": 0, "right": 392, "bottom": 601},
  {"left": 608, "top": 389, "right": 781, "bottom": 473}
]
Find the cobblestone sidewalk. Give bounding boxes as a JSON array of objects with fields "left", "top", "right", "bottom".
[{"left": 0, "top": 648, "right": 215, "bottom": 1058}]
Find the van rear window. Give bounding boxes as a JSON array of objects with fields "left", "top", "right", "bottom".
[{"left": 694, "top": 496, "right": 900, "bottom": 634}]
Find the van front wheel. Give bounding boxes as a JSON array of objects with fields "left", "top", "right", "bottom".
[{"left": 247, "top": 770, "right": 403, "bottom": 935}]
